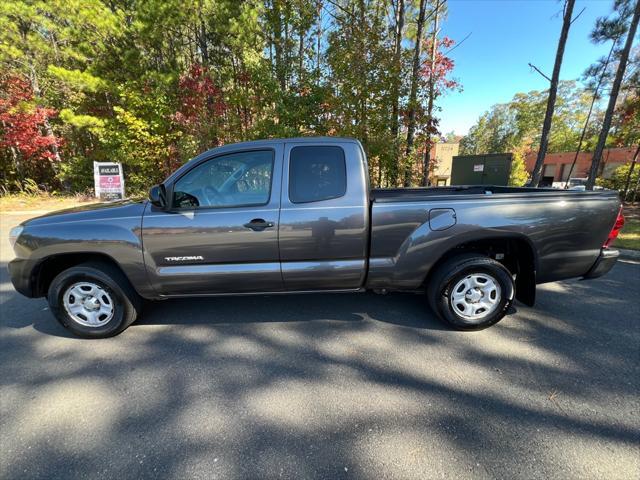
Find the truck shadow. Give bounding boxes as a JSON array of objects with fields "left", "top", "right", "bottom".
[
  {"left": 0, "top": 260, "right": 448, "bottom": 335},
  {"left": 138, "top": 291, "right": 449, "bottom": 331},
  {"left": 2, "top": 260, "right": 639, "bottom": 479}
]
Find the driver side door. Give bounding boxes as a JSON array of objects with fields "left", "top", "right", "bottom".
[{"left": 142, "top": 147, "right": 284, "bottom": 295}]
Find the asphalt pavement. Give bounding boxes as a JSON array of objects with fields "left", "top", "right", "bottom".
[{"left": 1, "top": 213, "right": 639, "bottom": 479}]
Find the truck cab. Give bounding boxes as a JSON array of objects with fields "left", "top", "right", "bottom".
[{"left": 142, "top": 138, "right": 369, "bottom": 295}]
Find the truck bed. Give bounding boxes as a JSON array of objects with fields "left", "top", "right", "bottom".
[
  {"left": 366, "top": 186, "right": 620, "bottom": 290},
  {"left": 371, "top": 185, "right": 614, "bottom": 202}
]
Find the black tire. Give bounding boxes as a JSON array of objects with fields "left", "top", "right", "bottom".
[
  {"left": 427, "top": 253, "right": 515, "bottom": 330},
  {"left": 47, "top": 262, "right": 142, "bottom": 338}
]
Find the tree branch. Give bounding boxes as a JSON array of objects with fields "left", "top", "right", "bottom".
[
  {"left": 570, "top": 7, "right": 586, "bottom": 25},
  {"left": 528, "top": 63, "right": 552, "bottom": 82},
  {"left": 443, "top": 32, "right": 471, "bottom": 55},
  {"left": 324, "top": 0, "right": 354, "bottom": 19}
]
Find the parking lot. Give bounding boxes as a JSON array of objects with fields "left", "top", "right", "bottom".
[{"left": 1, "top": 213, "right": 639, "bottom": 479}]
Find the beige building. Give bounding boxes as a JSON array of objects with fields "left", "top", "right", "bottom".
[{"left": 431, "top": 142, "right": 459, "bottom": 185}]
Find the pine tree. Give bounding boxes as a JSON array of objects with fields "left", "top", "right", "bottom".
[
  {"left": 530, "top": 0, "right": 576, "bottom": 187},
  {"left": 586, "top": 0, "right": 640, "bottom": 189}
]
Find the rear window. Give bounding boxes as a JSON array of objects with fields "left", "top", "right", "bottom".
[{"left": 289, "top": 146, "right": 347, "bottom": 203}]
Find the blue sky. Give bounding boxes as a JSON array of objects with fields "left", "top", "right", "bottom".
[{"left": 438, "top": 0, "right": 615, "bottom": 135}]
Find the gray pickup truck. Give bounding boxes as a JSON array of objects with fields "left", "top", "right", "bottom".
[{"left": 9, "top": 137, "right": 624, "bottom": 338}]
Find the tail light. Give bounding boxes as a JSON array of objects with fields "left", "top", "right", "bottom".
[{"left": 603, "top": 207, "right": 624, "bottom": 248}]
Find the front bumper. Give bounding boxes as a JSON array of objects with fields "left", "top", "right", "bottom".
[
  {"left": 583, "top": 248, "right": 619, "bottom": 280},
  {"left": 7, "top": 258, "right": 36, "bottom": 297}
]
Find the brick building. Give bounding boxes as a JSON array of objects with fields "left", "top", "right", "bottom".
[{"left": 524, "top": 147, "right": 637, "bottom": 184}]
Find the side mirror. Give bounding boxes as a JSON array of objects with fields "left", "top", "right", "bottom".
[{"left": 149, "top": 184, "right": 167, "bottom": 208}]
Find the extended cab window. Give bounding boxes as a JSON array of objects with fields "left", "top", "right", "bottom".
[
  {"left": 289, "top": 146, "right": 346, "bottom": 203},
  {"left": 172, "top": 150, "right": 274, "bottom": 209}
]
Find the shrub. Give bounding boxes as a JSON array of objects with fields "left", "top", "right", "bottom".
[{"left": 596, "top": 163, "right": 639, "bottom": 197}]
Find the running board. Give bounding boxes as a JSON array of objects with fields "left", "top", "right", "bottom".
[{"left": 158, "top": 288, "right": 365, "bottom": 298}]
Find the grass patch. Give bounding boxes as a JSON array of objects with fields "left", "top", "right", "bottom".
[
  {"left": 0, "top": 192, "right": 95, "bottom": 212},
  {"left": 615, "top": 216, "right": 640, "bottom": 250}
]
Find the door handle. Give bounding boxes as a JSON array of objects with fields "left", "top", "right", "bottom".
[{"left": 243, "top": 218, "right": 274, "bottom": 231}]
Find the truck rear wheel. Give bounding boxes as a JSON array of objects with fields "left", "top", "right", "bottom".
[
  {"left": 427, "top": 254, "right": 514, "bottom": 330},
  {"left": 47, "top": 262, "right": 142, "bottom": 338}
]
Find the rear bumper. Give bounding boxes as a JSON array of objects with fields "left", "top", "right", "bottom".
[
  {"left": 7, "top": 258, "right": 36, "bottom": 297},
  {"left": 583, "top": 248, "right": 619, "bottom": 280}
]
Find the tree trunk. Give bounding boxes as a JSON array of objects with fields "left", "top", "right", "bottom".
[
  {"left": 272, "top": 1, "right": 286, "bottom": 90},
  {"left": 632, "top": 167, "right": 640, "bottom": 203},
  {"left": 316, "top": 1, "right": 322, "bottom": 82},
  {"left": 530, "top": 0, "right": 575, "bottom": 187},
  {"left": 284, "top": 9, "right": 290, "bottom": 90},
  {"left": 357, "top": 0, "right": 368, "bottom": 160},
  {"left": 298, "top": 22, "right": 304, "bottom": 83},
  {"left": 19, "top": 22, "right": 62, "bottom": 171},
  {"left": 586, "top": 0, "right": 640, "bottom": 190},
  {"left": 197, "top": 0, "right": 209, "bottom": 68},
  {"left": 422, "top": 0, "right": 441, "bottom": 187},
  {"left": 28, "top": 65, "right": 62, "bottom": 169},
  {"left": 1, "top": 119, "right": 22, "bottom": 181},
  {"left": 564, "top": 38, "right": 616, "bottom": 187},
  {"left": 403, "top": 0, "right": 427, "bottom": 187},
  {"left": 199, "top": 21, "right": 209, "bottom": 66},
  {"left": 622, "top": 144, "right": 640, "bottom": 200},
  {"left": 389, "top": 0, "right": 405, "bottom": 186}
]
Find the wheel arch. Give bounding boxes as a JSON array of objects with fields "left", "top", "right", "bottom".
[
  {"left": 423, "top": 234, "right": 537, "bottom": 306},
  {"left": 31, "top": 252, "right": 137, "bottom": 298}
]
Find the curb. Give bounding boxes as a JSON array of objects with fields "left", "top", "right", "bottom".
[{"left": 618, "top": 248, "right": 640, "bottom": 260}]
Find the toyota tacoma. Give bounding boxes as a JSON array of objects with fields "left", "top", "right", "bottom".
[{"left": 8, "top": 138, "right": 624, "bottom": 338}]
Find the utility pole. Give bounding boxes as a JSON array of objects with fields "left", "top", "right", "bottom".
[{"left": 530, "top": 0, "right": 575, "bottom": 187}]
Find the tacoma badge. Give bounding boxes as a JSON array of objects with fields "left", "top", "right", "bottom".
[{"left": 164, "top": 256, "right": 204, "bottom": 262}]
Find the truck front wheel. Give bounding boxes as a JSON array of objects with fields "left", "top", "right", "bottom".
[
  {"left": 427, "top": 254, "right": 515, "bottom": 330},
  {"left": 47, "top": 262, "right": 142, "bottom": 338}
]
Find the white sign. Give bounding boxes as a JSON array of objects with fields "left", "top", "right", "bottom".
[
  {"left": 94, "top": 162, "right": 125, "bottom": 201},
  {"left": 473, "top": 164, "right": 484, "bottom": 172}
]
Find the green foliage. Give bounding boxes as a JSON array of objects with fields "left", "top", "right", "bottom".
[
  {"left": 0, "top": 0, "right": 637, "bottom": 195},
  {"left": 56, "top": 156, "right": 94, "bottom": 192},
  {"left": 105, "top": 106, "right": 174, "bottom": 193},
  {"left": 508, "top": 149, "right": 530, "bottom": 187},
  {"left": 611, "top": 91, "right": 640, "bottom": 147},
  {"left": 460, "top": 81, "right": 604, "bottom": 156},
  {"left": 0, "top": 178, "right": 42, "bottom": 196},
  {"left": 59, "top": 109, "right": 105, "bottom": 130},
  {"left": 596, "top": 162, "right": 639, "bottom": 192},
  {"left": 47, "top": 67, "right": 108, "bottom": 93},
  {"left": 2, "top": 0, "right": 463, "bottom": 193}
]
